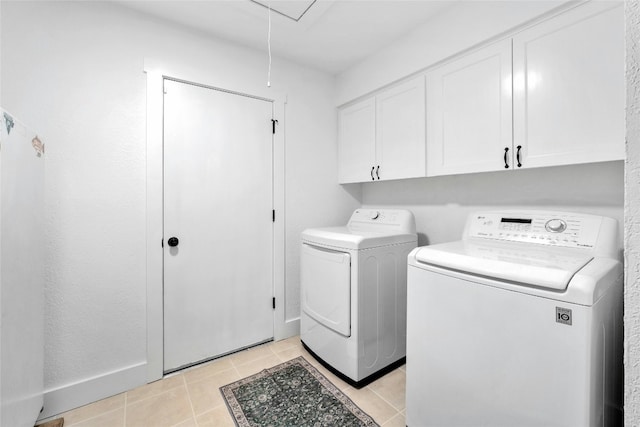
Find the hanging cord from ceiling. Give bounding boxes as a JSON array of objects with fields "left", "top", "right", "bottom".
[{"left": 267, "top": 1, "right": 272, "bottom": 87}]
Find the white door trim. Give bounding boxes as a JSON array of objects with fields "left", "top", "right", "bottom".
[{"left": 143, "top": 58, "right": 287, "bottom": 383}]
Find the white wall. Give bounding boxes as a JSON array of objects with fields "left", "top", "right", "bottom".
[
  {"left": 1, "top": 0, "right": 359, "bottom": 417},
  {"left": 363, "top": 161, "right": 623, "bottom": 250},
  {"left": 336, "top": 0, "right": 566, "bottom": 104},
  {"left": 625, "top": 0, "right": 640, "bottom": 424}
]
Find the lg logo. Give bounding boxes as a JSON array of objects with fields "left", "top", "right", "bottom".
[{"left": 556, "top": 307, "right": 572, "bottom": 325}]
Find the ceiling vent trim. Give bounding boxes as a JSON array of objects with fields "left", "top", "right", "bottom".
[{"left": 249, "top": 0, "right": 318, "bottom": 22}]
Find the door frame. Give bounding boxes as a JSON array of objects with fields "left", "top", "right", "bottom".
[{"left": 144, "top": 58, "right": 287, "bottom": 383}]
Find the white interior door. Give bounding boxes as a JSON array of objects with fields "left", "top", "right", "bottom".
[{"left": 163, "top": 79, "right": 274, "bottom": 372}]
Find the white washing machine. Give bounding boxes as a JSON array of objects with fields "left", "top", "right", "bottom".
[
  {"left": 406, "top": 210, "right": 623, "bottom": 427},
  {"left": 300, "top": 208, "right": 417, "bottom": 386}
]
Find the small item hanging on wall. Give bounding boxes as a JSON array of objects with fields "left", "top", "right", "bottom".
[
  {"left": 32, "top": 135, "right": 44, "bottom": 157},
  {"left": 3, "top": 112, "right": 15, "bottom": 135}
]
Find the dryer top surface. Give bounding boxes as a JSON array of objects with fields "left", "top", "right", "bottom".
[{"left": 302, "top": 209, "right": 417, "bottom": 250}]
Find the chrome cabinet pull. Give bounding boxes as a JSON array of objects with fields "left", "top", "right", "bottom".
[
  {"left": 370, "top": 166, "right": 375, "bottom": 181},
  {"left": 376, "top": 165, "right": 380, "bottom": 180}
]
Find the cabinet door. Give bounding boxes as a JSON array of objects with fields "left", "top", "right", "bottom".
[
  {"left": 338, "top": 98, "right": 376, "bottom": 183},
  {"left": 426, "top": 39, "right": 513, "bottom": 176},
  {"left": 513, "top": 2, "right": 624, "bottom": 169},
  {"left": 376, "top": 76, "right": 426, "bottom": 181}
]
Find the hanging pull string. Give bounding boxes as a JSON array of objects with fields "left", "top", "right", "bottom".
[{"left": 267, "top": 1, "right": 272, "bottom": 87}]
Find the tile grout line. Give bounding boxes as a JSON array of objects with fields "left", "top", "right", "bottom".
[
  {"left": 182, "top": 375, "right": 199, "bottom": 425},
  {"left": 66, "top": 407, "right": 125, "bottom": 427},
  {"left": 343, "top": 386, "right": 397, "bottom": 426},
  {"left": 126, "top": 378, "right": 185, "bottom": 407},
  {"left": 381, "top": 412, "right": 404, "bottom": 427},
  {"left": 264, "top": 345, "right": 279, "bottom": 360},
  {"left": 273, "top": 347, "right": 293, "bottom": 363},
  {"left": 123, "top": 391, "right": 128, "bottom": 427},
  {"left": 365, "top": 385, "right": 404, "bottom": 414},
  {"left": 230, "top": 356, "right": 243, "bottom": 377},
  {"left": 229, "top": 346, "right": 279, "bottom": 373}
]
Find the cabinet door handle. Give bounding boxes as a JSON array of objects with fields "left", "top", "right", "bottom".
[
  {"left": 504, "top": 147, "right": 510, "bottom": 169},
  {"left": 516, "top": 145, "right": 522, "bottom": 168},
  {"left": 376, "top": 165, "right": 380, "bottom": 180},
  {"left": 371, "top": 166, "right": 375, "bottom": 181}
]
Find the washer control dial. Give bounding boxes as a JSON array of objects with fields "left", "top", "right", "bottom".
[
  {"left": 370, "top": 211, "right": 380, "bottom": 220},
  {"left": 545, "top": 219, "right": 567, "bottom": 233}
]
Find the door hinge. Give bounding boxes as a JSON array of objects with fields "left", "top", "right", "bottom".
[
  {"left": 272, "top": 210, "right": 275, "bottom": 222},
  {"left": 271, "top": 119, "right": 279, "bottom": 134},
  {"left": 272, "top": 297, "right": 276, "bottom": 309}
]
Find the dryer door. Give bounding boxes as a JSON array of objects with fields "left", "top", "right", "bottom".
[{"left": 301, "top": 243, "right": 351, "bottom": 337}]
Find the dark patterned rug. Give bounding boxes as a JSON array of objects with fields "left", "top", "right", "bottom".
[{"left": 220, "top": 356, "right": 379, "bottom": 427}]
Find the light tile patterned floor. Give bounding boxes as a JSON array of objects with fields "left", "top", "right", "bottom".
[{"left": 58, "top": 336, "right": 406, "bottom": 427}]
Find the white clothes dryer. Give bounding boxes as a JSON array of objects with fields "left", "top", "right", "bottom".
[
  {"left": 300, "top": 208, "right": 417, "bottom": 387},
  {"left": 406, "top": 210, "right": 623, "bottom": 427}
]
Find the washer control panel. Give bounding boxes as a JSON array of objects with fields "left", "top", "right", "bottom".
[{"left": 466, "top": 211, "right": 604, "bottom": 249}]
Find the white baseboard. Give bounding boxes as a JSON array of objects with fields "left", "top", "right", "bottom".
[
  {"left": 276, "top": 316, "right": 300, "bottom": 341},
  {"left": 37, "top": 362, "right": 147, "bottom": 421}
]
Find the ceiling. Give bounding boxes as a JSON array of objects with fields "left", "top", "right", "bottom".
[{"left": 116, "top": 0, "right": 458, "bottom": 74}]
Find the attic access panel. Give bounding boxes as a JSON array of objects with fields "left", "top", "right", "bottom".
[{"left": 249, "top": 0, "right": 317, "bottom": 22}]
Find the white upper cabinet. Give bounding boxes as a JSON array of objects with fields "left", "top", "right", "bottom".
[
  {"left": 426, "top": 39, "right": 513, "bottom": 176},
  {"left": 340, "top": 2, "right": 624, "bottom": 182},
  {"left": 338, "top": 76, "right": 426, "bottom": 183},
  {"left": 338, "top": 98, "right": 376, "bottom": 183},
  {"left": 425, "top": 2, "right": 624, "bottom": 177},
  {"left": 512, "top": 2, "right": 624, "bottom": 169},
  {"left": 376, "top": 77, "right": 426, "bottom": 181}
]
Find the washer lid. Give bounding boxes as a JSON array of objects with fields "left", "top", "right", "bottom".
[
  {"left": 412, "top": 240, "right": 594, "bottom": 291},
  {"left": 302, "top": 226, "right": 417, "bottom": 250}
]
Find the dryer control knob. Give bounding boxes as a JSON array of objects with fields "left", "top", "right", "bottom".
[
  {"left": 545, "top": 219, "right": 567, "bottom": 233},
  {"left": 370, "top": 211, "right": 380, "bottom": 220}
]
